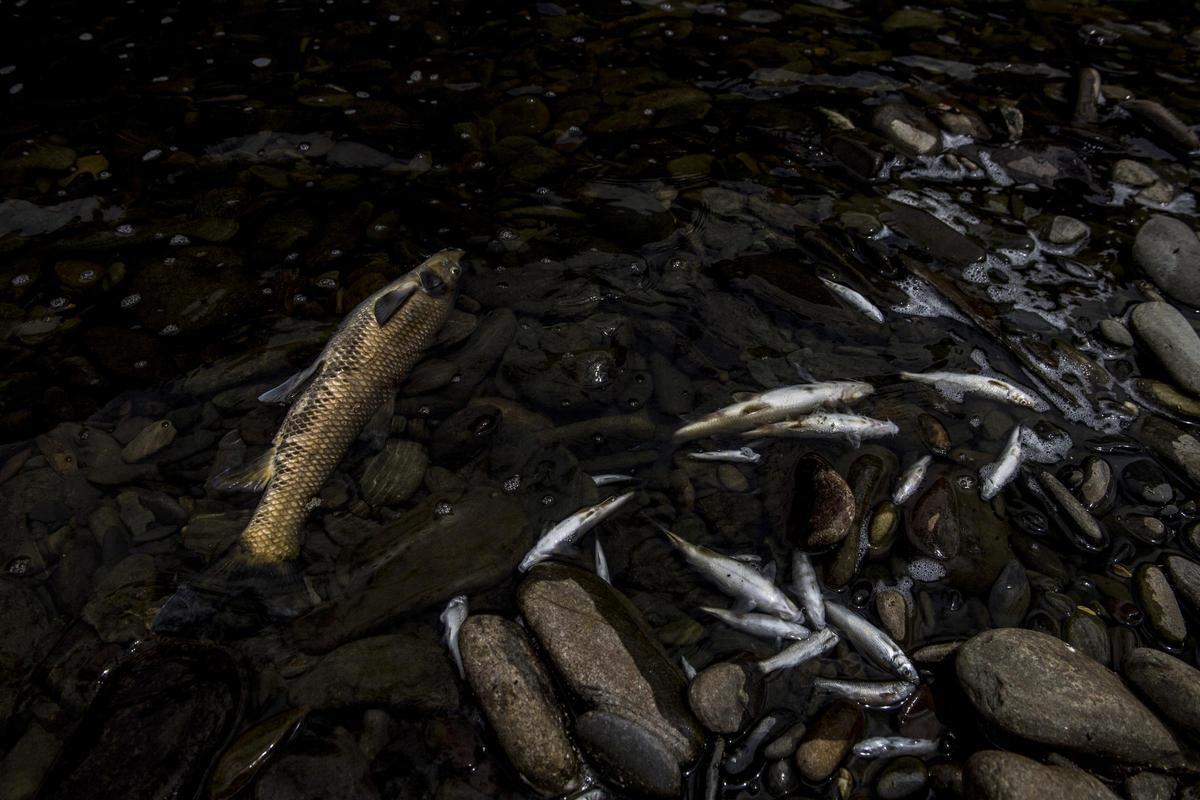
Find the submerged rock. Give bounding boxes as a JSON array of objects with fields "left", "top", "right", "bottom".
[
  {"left": 964, "top": 750, "right": 1121, "bottom": 800},
  {"left": 1133, "top": 217, "right": 1200, "bottom": 309},
  {"left": 1135, "top": 564, "right": 1187, "bottom": 644},
  {"left": 459, "top": 615, "right": 583, "bottom": 796},
  {"left": 1131, "top": 301, "right": 1200, "bottom": 396},
  {"left": 254, "top": 727, "right": 380, "bottom": 800},
  {"left": 209, "top": 708, "right": 306, "bottom": 800},
  {"left": 793, "top": 700, "right": 863, "bottom": 783},
  {"left": 1123, "top": 648, "right": 1200, "bottom": 740},
  {"left": 518, "top": 563, "right": 704, "bottom": 796},
  {"left": 786, "top": 454, "right": 855, "bottom": 549},
  {"left": 956, "top": 628, "right": 1180, "bottom": 764}
]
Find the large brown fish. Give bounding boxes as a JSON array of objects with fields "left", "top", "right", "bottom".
[{"left": 213, "top": 249, "right": 463, "bottom": 568}]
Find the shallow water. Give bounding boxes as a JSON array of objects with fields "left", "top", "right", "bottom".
[{"left": 2, "top": 0, "right": 1200, "bottom": 798}]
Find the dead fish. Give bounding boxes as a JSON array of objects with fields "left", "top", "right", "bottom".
[
  {"left": 756, "top": 628, "right": 839, "bottom": 673},
  {"left": 687, "top": 447, "right": 761, "bottom": 464},
  {"left": 892, "top": 455, "right": 932, "bottom": 505},
  {"left": 680, "top": 655, "right": 697, "bottom": 680},
  {"left": 823, "top": 601, "right": 918, "bottom": 682},
  {"left": 900, "top": 370, "right": 1047, "bottom": 410},
  {"left": 591, "top": 473, "right": 637, "bottom": 486},
  {"left": 35, "top": 435, "right": 78, "bottom": 476},
  {"left": 699, "top": 607, "right": 811, "bottom": 642},
  {"left": 594, "top": 537, "right": 611, "bottom": 583},
  {"left": 812, "top": 677, "right": 917, "bottom": 706},
  {"left": 743, "top": 413, "right": 898, "bottom": 446},
  {"left": 791, "top": 551, "right": 825, "bottom": 629},
  {"left": 852, "top": 736, "right": 940, "bottom": 759},
  {"left": 440, "top": 595, "right": 469, "bottom": 678},
  {"left": 210, "top": 249, "right": 464, "bottom": 568},
  {"left": 673, "top": 381, "right": 874, "bottom": 442},
  {"left": 980, "top": 424, "right": 1024, "bottom": 501},
  {"left": 656, "top": 523, "right": 802, "bottom": 621},
  {"left": 519, "top": 491, "right": 637, "bottom": 572},
  {"left": 819, "top": 277, "right": 885, "bottom": 324},
  {"left": 121, "top": 419, "right": 177, "bottom": 463}
]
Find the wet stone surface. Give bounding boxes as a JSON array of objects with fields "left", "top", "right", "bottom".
[{"left": 4, "top": 0, "right": 1200, "bottom": 799}]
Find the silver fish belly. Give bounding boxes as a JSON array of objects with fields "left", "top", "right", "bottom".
[
  {"left": 744, "top": 413, "right": 898, "bottom": 443},
  {"left": 980, "top": 424, "right": 1024, "bottom": 501},
  {"left": 813, "top": 677, "right": 917, "bottom": 706},
  {"left": 658, "top": 526, "right": 802, "bottom": 621},
  {"left": 852, "top": 736, "right": 940, "bottom": 759},
  {"left": 519, "top": 491, "right": 637, "bottom": 572},
  {"left": 819, "top": 277, "right": 885, "bottom": 324},
  {"left": 673, "top": 381, "right": 875, "bottom": 442},
  {"left": 791, "top": 551, "right": 826, "bottom": 629},
  {"left": 823, "top": 601, "right": 918, "bottom": 682},
  {"left": 757, "top": 628, "right": 839, "bottom": 673},
  {"left": 892, "top": 455, "right": 932, "bottom": 505},
  {"left": 700, "top": 607, "right": 811, "bottom": 641},
  {"left": 687, "top": 447, "right": 762, "bottom": 464},
  {"left": 900, "top": 370, "right": 1046, "bottom": 410},
  {"left": 440, "top": 594, "right": 469, "bottom": 678}
]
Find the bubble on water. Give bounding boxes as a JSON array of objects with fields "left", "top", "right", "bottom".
[
  {"left": 49, "top": 297, "right": 67, "bottom": 310},
  {"left": 161, "top": 15, "right": 173, "bottom": 23},
  {"left": 503, "top": 475, "right": 521, "bottom": 493},
  {"left": 159, "top": 323, "right": 180, "bottom": 336},
  {"left": 0, "top": 66, "right": 14, "bottom": 76},
  {"left": 388, "top": 13, "right": 400, "bottom": 20},
  {"left": 292, "top": 293, "right": 307, "bottom": 304},
  {"left": 315, "top": 277, "right": 337, "bottom": 289},
  {"left": 78, "top": 269, "right": 96, "bottom": 283},
  {"left": 169, "top": 234, "right": 189, "bottom": 246},
  {"left": 540, "top": 494, "right": 555, "bottom": 507},
  {"left": 956, "top": 474, "right": 977, "bottom": 490},
  {"left": 418, "top": 405, "right": 431, "bottom": 416},
  {"left": 7, "top": 556, "right": 31, "bottom": 575},
  {"left": 79, "top": 32, "right": 93, "bottom": 41},
  {"left": 115, "top": 224, "right": 134, "bottom": 237},
  {"left": 11, "top": 273, "right": 30, "bottom": 287},
  {"left": 908, "top": 558, "right": 947, "bottom": 582},
  {"left": 142, "top": 149, "right": 163, "bottom": 162},
  {"left": 571, "top": 35, "right": 585, "bottom": 44},
  {"left": 133, "top": 359, "right": 148, "bottom": 369},
  {"left": 893, "top": 277, "right": 970, "bottom": 324},
  {"left": 305, "top": 497, "right": 322, "bottom": 510},
  {"left": 497, "top": 229, "right": 515, "bottom": 240},
  {"left": 9, "top": 84, "right": 24, "bottom": 95},
  {"left": 434, "top": 501, "right": 453, "bottom": 517},
  {"left": 1019, "top": 426, "right": 1072, "bottom": 464},
  {"left": 251, "top": 57, "right": 272, "bottom": 67}
]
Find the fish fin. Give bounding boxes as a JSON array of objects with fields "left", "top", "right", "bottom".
[
  {"left": 847, "top": 432, "right": 862, "bottom": 449},
  {"left": 360, "top": 394, "right": 395, "bottom": 447},
  {"left": 762, "top": 561, "right": 778, "bottom": 581},
  {"left": 434, "top": 309, "right": 478, "bottom": 347},
  {"left": 731, "top": 597, "right": 757, "bottom": 614},
  {"left": 258, "top": 361, "right": 323, "bottom": 404},
  {"left": 209, "top": 445, "right": 277, "bottom": 492},
  {"left": 374, "top": 282, "right": 418, "bottom": 326}
]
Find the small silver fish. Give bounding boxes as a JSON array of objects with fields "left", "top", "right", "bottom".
[
  {"left": 757, "top": 627, "right": 839, "bottom": 673},
  {"left": 591, "top": 473, "right": 636, "bottom": 486},
  {"left": 680, "top": 655, "right": 697, "bottom": 680},
  {"left": 687, "top": 447, "right": 762, "bottom": 464},
  {"left": 725, "top": 714, "right": 787, "bottom": 775},
  {"left": 823, "top": 602, "right": 918, "bottom": 682},
  {"left": 980, "top": 424, "right": 1023, "bottom": 501},
  {"left": 900, "top": 370, "right": 1046, "bottom": 410},
  {"left": 699, "top": 607, "right": 811, "bottom": 642},
  {"left": 656, "top": 524, "right": 802, "bottom": 621},
  {"left": 852, "top": 736, "right": 940, "bottom": 759},
  {"left": 594, "top": 537, "right": 611, "bottom": 584},
  {"left": 440, "top": 595, "right": 469, "bottom": 678},
  {"left": 813, "top": 677, "right": 917, "bottom": 706},
  {"left": 673, "top": 381, "right": 875, "bottom": 442},
  {"left": 519, "top": 491, "right": 637, "bottom": 572},
  {"left": 892, "top": 455, "right": 932, "bottom": 505},
  {"left": 819, "top": 277, "right": 885, "bottom": 324},
  {"left": 791, "top": 551, "right": 825, "bottom": 629},
  {"left": 743, "top": 413, "right": 898, "bottom": 446}
]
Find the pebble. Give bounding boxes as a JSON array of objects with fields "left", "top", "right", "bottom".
[
  {"left": 875, "top": 756, "right": 928, "bottom": 800},
  {"left": 1113, "top": 159, "right": 1159, "bottom": 187},
  {"left": 1037, "top": 470, "right": 1103, "bottom": 543},
  {"left": 1134, "top": 564, "right": 1187, "bottom": 644},
  {"left": 762, "top": 720, "right": 807, "bottom": 761},
  {"left": 1137, "top": 378, "right": 1200, "bottom": 418},
  {"left": 964, "top": 750, "right": 1122, "bottom": 800},
  {"left": 788, "top": 454, "right": 855, "bottom": 548},
  {"left": 1125, "top": 772, "right": 1178, "bottom": 800},
  {"left": 1122, "top": 460, "right": 1172, "bottom": 505},
  {"left": 688, "top": 662, "right": 761, "bottom": 734},
  {"left": 1133, "top": 219, "right": 1200, "bottom": 309},
  {"left": 459, "top": 615, "right": 583, "bottom": 796},
  {"left": 955, "top": 628, "right": 1181, "bottom": 764},
  {"left": 1098, "top": 319, "right": 1134, "bottom": 347},
  {"left": 1164, "top": 554, "right": 1200, "bottom": 611},
  {"left": 1077, "top": 456, "right": 1114, "bottom": 513},
  {"left": 1124, "top": 99, "right": 1200, "bottom": 150},
  {"left": 1048, "top": 215, "right": 1088, "bottom": 246},
  {"left": 793, "top": 700, "right": 863, "bottom": 782},
  {"left": 872, "top": 104, "right": 942, "bottom": 155},
  {"left": 1063, "top": 609, "right": 1109, "bottom": 666},
  {"left": 1136, "top": 416, "right": 1200, "bottom": 484},
  {"left": 1123, "top": 648, "right": 1200, "bottom": 740},
  {"left": 875, "top": 588, "right": 908, "bottom": 643},
  {"left": 987, "top": 559, "right": 1030, "bottom": 627}
]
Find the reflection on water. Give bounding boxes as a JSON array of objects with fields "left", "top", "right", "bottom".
[{"left": 3, "top": 0, "right": 1200, "bottom": 798}]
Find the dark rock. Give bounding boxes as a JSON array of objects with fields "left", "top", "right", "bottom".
[
  {"left": 288, "top": 632, "right": 459, "bottom": 712},
  {"left": 883, "top": 202, "right": 986, "bottom": 267},
  {"left": 787, "top": 454, "right": 854, "bottom": 549},
  {"left": 964, "top": 750, "right": 1121, "bottom": 800},
  {"left": 907, "top": 476, "right": 960, "bottom": 559},
  {"left": 1165, "top": 554, "right": 1200, "bottom": 611},
  {"left": 793, "top": 700, "right": 863, "bottom": 782},
  {"left": 519, "top": 563, "right": 704, "bottom": 796},
  {"left": 872, "top": 104, "right": 942, "bottom": 156},
  {"left": 1123, "top": 647, "right": 1200, "bottom": 739},
  {"left": 1125, "top": 772, "right": 1178, "bottom": 800},
  {"left": 1131, "top": 301, "right": 1200, "bottom": 396},
  {"left": 1136, "top": 415, "right": 1200, "bottom": 485},
  {"left": 876, "top": 756, "right": 928, "bottom": 800},
  {"left": 956, "top": 628, "right": 1181, "bottom": 764},
  {"left": 1134, "top": 217, "right": 1200, "bottom": 309},
  {"left": 459, "top": 615, "right": 583, "bottom": 796},
  {"left": 987, "top": 559, "right": 1029, "bottom": 627},
  {"left": 1135, "top": 564, "right": 1187, "bottom": 644},
  {"left": 254, "top": 727, "right": 380, "bottom": 800},
  {"left": 1122, "top": 460, "right": 1173, "bottom": 506}
]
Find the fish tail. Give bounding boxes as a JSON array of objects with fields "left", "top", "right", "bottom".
[{"left": 209, "top": 445, "right": 278, "bottom": 492}]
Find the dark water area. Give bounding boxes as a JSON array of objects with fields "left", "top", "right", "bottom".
[{"left": 3, "top": 0, "right": 1200, "bottom": 799}]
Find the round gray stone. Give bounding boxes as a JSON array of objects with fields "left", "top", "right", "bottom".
[
  {"left": 1123, "top": 648, "right": 1200, "bottom": 739},
  {"left": 964, "top": 751, "right": 1121, "bottom": 800},
  {"left": 1131, "top": 301, "right": 1200, "bottom": 396},
  {"left": 1133, "top": 216, "right": 1200, "bottom": 308}
]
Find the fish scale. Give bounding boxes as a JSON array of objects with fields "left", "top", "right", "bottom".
[{"left": 239, "top": 252, "right": 460, "bottom": 563}]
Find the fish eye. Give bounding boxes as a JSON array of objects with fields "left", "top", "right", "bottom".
[{"left": 449, "top": 264, "right": 461, "bottom": 277}]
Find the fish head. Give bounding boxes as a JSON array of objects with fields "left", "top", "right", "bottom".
[{"left": 415, "top": 248, "right": 465, "bottom": 298}]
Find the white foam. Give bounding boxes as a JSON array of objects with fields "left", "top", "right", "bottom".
[
  {"left": 908, "top": 558, "right": 948, "bottom": 582},
  {"left": 1018, "top": 426, "right": 1072, "bottom": 464},
  {"left": 893, "top": 276, "right": 971, "bottom": 324}
]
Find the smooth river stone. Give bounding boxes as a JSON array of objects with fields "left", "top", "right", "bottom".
[
  {"left": 1131, "top": 301, "right": 1200, "bottom": 396},
  {"left": 460, "top": 615, "right": 583, "bottom": 796},
  {"left": 956, "top": 628, "right": 1181, "bottom": 765},
  {"left": 518, "top": 563, "right": 704, "bottom": 797},
  {"left": 1133, "top": 215, "right": 1200, "bottom": 307},
  {"left": 1123, "top": 648, "right": 1200, "bottom": 739},
  {"left": 964, "top": 751, "right": 1122, "bottom": 800}
]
